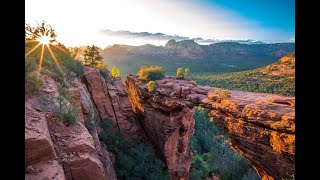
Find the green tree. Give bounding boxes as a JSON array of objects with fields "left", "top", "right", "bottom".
[
  {"left": 83, "top": 44, "right": 103, "bottom": 67},
  {"left": 176, "top": 67, "right": 184, "bottom": 78},
  {"left": 68, "top": 47, "right": 81, "bottom": 60},
  {"left": 25, "top": 21, "right": 57, "bottom": 42},
  {"left": 111, "top": 65, "right": 121, "bottom": 78},
  {"left": 185, "top": 68, "right": 190, "bottom": 78},
  {"left": 138, "top": 66, "right": 165, "bottom": 81}
]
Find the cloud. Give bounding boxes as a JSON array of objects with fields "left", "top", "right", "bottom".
[
  {"left": 101, "top": 29, "right": 266, "bottom": 45},
  {"left": 101, "top": 29, "right": 190, "bottom": 41},
  {"left": 288, "top": 37, "right": 295, "bottom": 42}
]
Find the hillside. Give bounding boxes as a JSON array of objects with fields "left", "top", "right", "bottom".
[
  {"left": 191, "top": 52, "right": 295, "bottom": 96},
  {"left": 98, "top": 40, "right": 295, "bottom": 77}
]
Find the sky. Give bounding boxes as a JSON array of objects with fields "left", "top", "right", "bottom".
[{"left": 25, "top": 0, "right": 295, "bottom": 48}]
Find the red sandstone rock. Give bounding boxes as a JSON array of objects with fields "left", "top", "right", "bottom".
[
  {"left": 25, "top": 107, "right": 57, "bottom": 166},
  {"left": 26, "top": 72, "right": 117, "bottom": 180},
  {"left": 126, "top": 76, "right": 195, "bottom": 179},
  {"left": 67, "top": 87, "right": 84, "bottom": 124},
  {"left": 126, "top": 75, "right": 295, "bottom": 180},
  {"left": 83, "top": 67, "right": 117, "bottom": 123},
  {"left": 25, "top": 160, "right": 66, "bottom": 180},
  {"left": 47, "top": 114, "right": 109, "bottom": 180}
]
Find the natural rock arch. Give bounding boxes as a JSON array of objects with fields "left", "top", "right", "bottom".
[{"left": 125, "top": 75, "right": 295, "bottom": 180}]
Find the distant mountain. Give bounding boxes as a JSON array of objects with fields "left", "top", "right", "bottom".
[
  {"left": 101, "top": 39, "right": 295, "bottom": 58},
  {"left": 98, "top": 40, "right": 294, "bottom": 77},
  {"left": 191, "top": 52, "right": 295, "bottom": 96}
]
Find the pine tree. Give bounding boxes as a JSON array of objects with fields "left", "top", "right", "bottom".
[{"left": 83, "top": 45, "right": 103, "bottom": 67}]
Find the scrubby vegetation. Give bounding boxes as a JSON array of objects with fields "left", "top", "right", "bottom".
[
  {"left": 190, "top": 107, "right": 260, "bottom": 180},
  {"left": 189, "top": 53, "right": 295, "bottom": 96},
  {"left": 147, "top": 80, "right": 156, "bottom": 92},
  {"left": 213, "top": 88, "right": 231, "bottom": 100},
  {"left": 25, "top": 74, "right": 45, "bottom": 94},
  {"left": 176, "top": 67, "right": 184, "bottom": 78},
  {"left": 185, "top": 68, "right": 190, "bottom": 78},
  {"left": 99, "top": 120, "right": 169, "bottom": 180},
  {"left": 25, "top": 22, "right": 84, "bottom": 78},
  {"left": 138, "top": 65, "right": 165, "bottom": 81},
  {"left": 57, "top": 83, "right": 79, "bottom": 126},
  {"left": 191, "top": 69, "right": 294, "bottom": 96},
  {"left": 111, "top": 65, "right": 121, "bottom": 78}
]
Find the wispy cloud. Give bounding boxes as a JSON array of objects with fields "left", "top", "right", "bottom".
[
  {"left": 101, "top": 29, "right": 189, "bottom": 41},
  {"left": 101, "top": 29, "right": 266, "bottom": 45}
]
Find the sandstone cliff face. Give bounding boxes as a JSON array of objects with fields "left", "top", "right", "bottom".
[
  {"left": 125, "top": 75, "right": 295, "bottom": 180},
  {"left": 82, "top": 67, "right": 144, "bottom": 140},
  {"left": 25, "top": 66, "right": 148, "bottom": 179},
  {"left": 25, "top": 73, "right": 117, "bottom": 180},
  {"left": 125, "top": 75, "right": 195, "bottom": 179}
]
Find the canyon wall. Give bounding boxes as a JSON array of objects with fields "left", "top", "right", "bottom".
[
  {"left": 25, "top": 67, "right": 294, "bottom": 180},
  {"left": 25, "top": 67, "right": 144, "bottom": 180},
  {"left": 125, "top": 75, "right": 295, "bottom": 180}
]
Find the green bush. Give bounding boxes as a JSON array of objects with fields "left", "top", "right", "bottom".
[
  {"left": 138, "top": 66, "right": 165, "bottom": 81},
  {"left": 147, "top": 80, "right": 156, "bottom": 92},
  {"left": 214, "top": 88, "right": 231, "bottom": 100},
  {"left": 99, "top": 120, "right": 169, "bottom": 180},
  {"left": 58, "top": 105, "right": 79, "bottom": 126},
  {"left": 176, "top": 67, "right": 184, "bottom": 78},
  {"left": 25, "top": 74, "right": 44, "bottom": 94},
  {"left": 57, "top": 83, "right": 79, "bottom": 126},
  {"left": 85, "top": 120, "right": 96, "bottom": 133}
]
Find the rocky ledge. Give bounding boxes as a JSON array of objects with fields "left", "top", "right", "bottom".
[{"left": 125, "top": 75, "right": 295, "bottom": 180}]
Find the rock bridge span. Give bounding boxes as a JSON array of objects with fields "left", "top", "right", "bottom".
[{"left": 125, "top": 75, "right": 295, "bottom": 180}]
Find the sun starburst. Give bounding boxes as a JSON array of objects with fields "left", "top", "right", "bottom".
[
  {"left": 37, "top": 35, "right": 51, "bottom": 45},
  {"left": 25, "top": 22, "right": 65, "bottom": 79}
]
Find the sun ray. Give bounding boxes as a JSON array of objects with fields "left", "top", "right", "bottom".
[
  {"left": 25, "top": 39, "right": 38, "bottom": 43},
  {"left": 47, "top": 44, "right": 65, "bottom": 76},
  {"left": 51, "top": 44, "right": 69, "bottom": 54},
  {"left": 25, "top": 43, "right": 41, "bottom": 57},
  {"left": 37, "top": 44, "right": 45, "bottom": 80}
]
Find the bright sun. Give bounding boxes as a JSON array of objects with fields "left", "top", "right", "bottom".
[{"left": 37, "top": 35, "right": 51, "bottom": 45}]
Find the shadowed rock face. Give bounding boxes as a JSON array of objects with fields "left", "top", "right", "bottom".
[
  {"left": 125, "top": 76, "right": 195, "bottom": 179},
  {"left": 82, "top": 67, "right": 144, "bottom": 141},
  {"left": 25, "top": 73, "right": 117, "bottom": 180},
  {"left": 125, "top": 75, "right": 295, "bottom": 180}
]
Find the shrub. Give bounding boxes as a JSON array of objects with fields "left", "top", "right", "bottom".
[
  {"left": 138, "top": 66, "right": 165, "bottom": 81},
  {"left": 25, "top": 74, "right": 44, "bottom": 94},
  {"left": 85, "top": 120, "right": 96, "bottom": 133},
  {"left": 220, "top": 90, "right": 231, "bottom": 100},
  {"left": 185, "top": 68, "right": 190, "bottom": 78},
  {"left": 25, "top": 58, "right": 37, "bottom": 75},
  {"left": 214, "top": 88, "right": 231, "bottom": 100},
  {"left": 176, "top": 67, "right": 184, "bottom": 78},
  {"left": 58, "top": 105, "right": 79, "bottom": 126},
  {"left": 147, "top": 80, "right": 156, "bottom": 92},
  {"left": 111, "top": 65, "right": 121, "bottom": 78},
  {"left": 57, "top": 83, "right": 79, "bottom": 126}
]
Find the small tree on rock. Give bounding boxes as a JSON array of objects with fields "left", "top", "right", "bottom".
[
  {"left": 111, "top": 65, "right": 121, "bottom": 78},
  {"left": 185, "top": 68, "right": 190, "bottom": 78},
  {"left": 83, "top": 44, "right": 103, "bottom": 67},
  {"left": 176, "top": 67, "right": 184, "bottom": 78}
]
